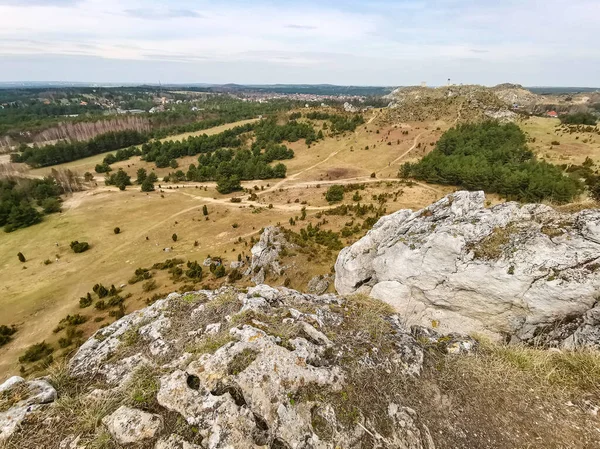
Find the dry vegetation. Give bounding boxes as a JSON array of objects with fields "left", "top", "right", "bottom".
[{"left": 0, "top": 116, "right": 456, "bottom": 379}]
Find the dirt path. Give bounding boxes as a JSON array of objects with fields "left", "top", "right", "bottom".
[{"left": 377, "top": 132, "right": 424, "bottom": 174}]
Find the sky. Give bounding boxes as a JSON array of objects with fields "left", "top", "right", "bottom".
[{"left": 0, "top": 0, "right": 599, "bottom": 86}]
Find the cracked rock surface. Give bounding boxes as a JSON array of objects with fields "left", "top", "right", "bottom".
[{"left": 335, "top": 191, "right": 600, "bottom": 344}]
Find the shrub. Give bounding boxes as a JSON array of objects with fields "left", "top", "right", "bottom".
[
  {"left": 142, "top": 279, "right": 158, "bottom": 292},
  {"left": 0, "top": 325, "right": 17, "bottom": 347},
  {"left": 325, "top": 185, "right": 345, "bottom": 203},
  {"left": 172, "top": 233, "right": 178, "bottom": 242},
  {"left": 370, "top": 172, "right": 376, "bottom": 178},
  {"left": 79, "top": 293, "right": 93, "bottom": 308},
  {"left": 213, "top": 264, "right": 226, "bottom": 278},
  {"left": 230, "top": 197, "right": 242, "bottom": 203},
  {"left": 228, "top": 268, "right": 243, "bottom": 282},
  {"left": 113, "top": 227, "right": 121, "bottom": 234},
  {"left": 141, "top": 178, "right": 155, "bottom": 192},
  {"left": 42, "top": 197, "right": 62, "bottom": 214},
  {"left": 203, "top": 205, "right": 209, "bottom": 216},
  {"left": 185, "top": 261, "right": 203, "bottom": 279},
  {"left": 19, "top": 342, "right": 53, "bottom": 363},
  {"left": 93, "top": 283, "right": 109, "bottom": 298},
  {"left": 60, "top": 314, "right": 88, "bottom": 326},
  {"left": 95, "top": 300, "right": 107, "bottom": 310},
  {"left": 129, "top": 267, "right": 152, "bottom": 284},
  {"left": 17, "top": 252, "right": 26, "bottom": 263},
  {"left": 70, "top": 241, "right": 90, "bottom": 253}
]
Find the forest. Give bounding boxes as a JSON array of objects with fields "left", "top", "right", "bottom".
[
  {"left": 401, "top": 122, "right": 583, "bottom": 204},
  {"left": 0, "top": 177, "right": 63, "bottom": 232}
]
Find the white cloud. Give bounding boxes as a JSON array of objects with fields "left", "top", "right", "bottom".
[{"left": 0, "top": 0, "right": 598, "bottom": 85}]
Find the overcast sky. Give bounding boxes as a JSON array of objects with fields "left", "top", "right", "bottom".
[{"left": 1, "top": 0, "right": 598, "bottom": 86}]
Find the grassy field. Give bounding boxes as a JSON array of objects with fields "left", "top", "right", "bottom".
[{"left": 520, "top": 116, "right": 600, "bottom": 165}]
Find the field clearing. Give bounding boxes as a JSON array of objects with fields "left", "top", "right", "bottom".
[{"left": 520, "top": 116, "right": 600, "bottom": 165}]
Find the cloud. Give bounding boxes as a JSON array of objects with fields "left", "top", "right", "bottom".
[
  {"left": 123, "top": 8, "right": 202, "bottom": 20},
  {"left": 284, "top": 24, "right": 317, "bottom": 30},
  {"left": 0, "top": 0, "right": 78, "bottom": 5},
  {"left": 0, "top": 0, "right": 598, "bottom": 85}
]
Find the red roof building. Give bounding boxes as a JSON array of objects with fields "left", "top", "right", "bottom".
[{"left": 547, "top": 111, "right": 558, "bottom": 117}]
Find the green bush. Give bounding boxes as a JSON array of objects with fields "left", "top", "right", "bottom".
[
  {"left": 325, "top": 185, "right": 345, "bottom": 203},
  {"left": 19, "top": 342, "right": 53, "bottom": 363},
  {"left": 113, "top": 227, "right": 120, "bottom": 234},
  {"left": 60, "top": 314, "right": 88, "bottom": 326},
  {"left": 213, "top": 264, "right": 226, "bottom": 278},
  {"left": 79, "top": 293, "right": 93, "bottom": 308},
  {"left": 0, "top": 325, "right": 17, "bottom": 347},
  {"left": 172, "top": 233, "right": 178, "bottom": 242},
  {"left": 17, "top": 252, "right": 26, "bottom": 263},
  {"left": 70, "top": 241, "right": 90, "bottom": 253},
  {"left": 185, "top": 261, "right": 203, "bottom": 279},
  {"left": 42, "top": 197, "right": 62, "bottom": 214}
]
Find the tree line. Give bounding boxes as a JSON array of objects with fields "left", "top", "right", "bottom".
[
  {"left": 401, "top": 122, "right": 583, "bottom": 204},
  {"left": 12, "top": 130, "right": 148, "bottom": 167}
]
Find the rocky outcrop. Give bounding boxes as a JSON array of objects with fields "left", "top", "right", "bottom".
[
  {"left": 335, "top": 191, "right": 600, "bottom": 345},
  {"left": 5, "top": 286, "right": 446, "bottom": 448},
  {"left": 247, "top": 226, "right": 290, "bottom": 284}
]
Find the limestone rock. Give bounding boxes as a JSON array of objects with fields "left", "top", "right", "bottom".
[
  {"left": 307, "top": 274, "right": 332, "bottom": 295},
  {"left": 102, "top": 405, "right": 163, "bottom": 445},
  {"left": 155, "top": 434, "right": 202, "bottom": 449},
  {"left": 0, "top": 378, "right": 57, "bottom": 440},
  {"left": 335, "top": 191, "right": 600, "bottom": 343},
  {"left": 249, "top": 226, "right": 289, "bottom": 284}
]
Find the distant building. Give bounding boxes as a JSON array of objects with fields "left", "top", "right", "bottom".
[{"left": 547, "top": 111, "right": 558, "bottom": 118}]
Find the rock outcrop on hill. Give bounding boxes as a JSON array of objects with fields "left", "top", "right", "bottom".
[
  {"left": 335, "top": 191, "right": 600, "bottom": 346},
  {"left": 2, "top": 285, "right": 466, "bottom": 448}
]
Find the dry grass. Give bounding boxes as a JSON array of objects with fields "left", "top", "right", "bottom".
[{"left": 468, "top": 224, "right": 517, "bottom": 260}]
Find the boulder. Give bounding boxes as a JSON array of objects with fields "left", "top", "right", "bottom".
[
  {"left": 335, "top": 191, "right": 600, "bottom": 343},
  {"left": 102, "top": 405, "right": 163, "bottom": 445}
]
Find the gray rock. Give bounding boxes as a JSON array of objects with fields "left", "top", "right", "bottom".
[
  {"left": 335, "top": 191, "right": 600, "bottom": 343},
  {"left": 249, "top": 227, "right": 289, "bottom": 284},
  {"left": 102, "top": 405, "right": 163, "bottom": 445},
  {"left": 307, "top": 275, "right": 332, "bottom": 295},
  {"left": 155, "top": 434, "right": 202, "bottom": 449},
  {"left": 0, "top": 378, "right": 57, "bottom": 440}
]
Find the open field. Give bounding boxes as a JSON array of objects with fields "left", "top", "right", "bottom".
[{"left": 520, "top": 116, "right": 600, "bottom": 165}]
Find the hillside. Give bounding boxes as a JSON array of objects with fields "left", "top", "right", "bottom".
[{"left": 2, "top": 193, "right": 600, "bottom": 448}]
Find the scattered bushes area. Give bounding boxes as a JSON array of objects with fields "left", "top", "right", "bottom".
[
  {"left": 305, "top": 111, "right": 365, "bottom": 133},
  {"left": 560, "top": 112, "right": 598, "bottom": 125},
  {"left": 401, "top": 122, "right": 583, "bottom": 204},
  {"left": 0, "top": 177, "right": 63, "bottom": 232}
]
